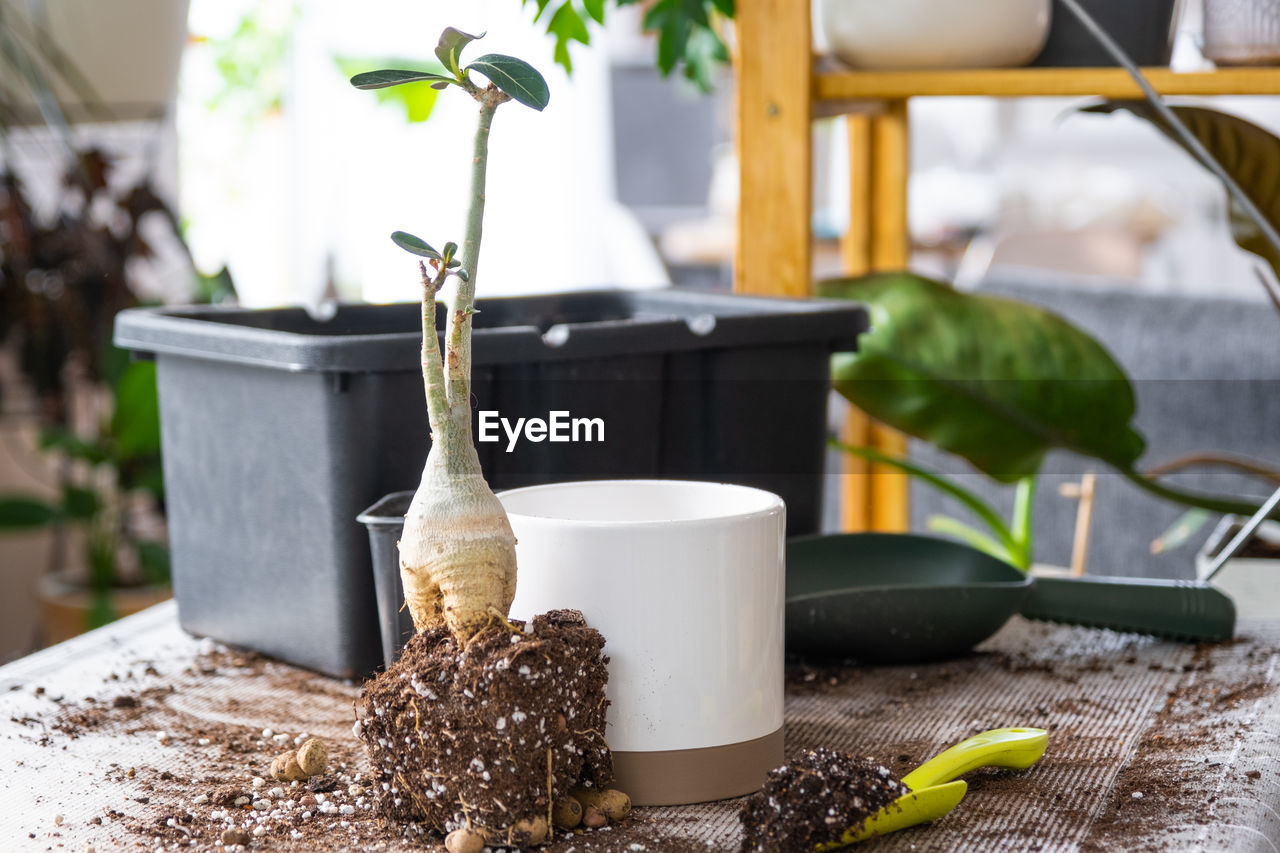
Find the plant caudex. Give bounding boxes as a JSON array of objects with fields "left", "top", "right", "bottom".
[{"left": 351, "top": 29, "right": 550, "bottom": 642}]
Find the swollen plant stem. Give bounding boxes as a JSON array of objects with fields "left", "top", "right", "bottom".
[{"left": 1058, "top": 0, "right": 1280, "bottom": 284}]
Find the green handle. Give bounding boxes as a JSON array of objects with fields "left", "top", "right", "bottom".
[
  {"left": 1020, "top": 576, "right": 1236, "bottom": 641},
  {"left": 901, "top": 727, "right": 1048, "bottom": 791}
]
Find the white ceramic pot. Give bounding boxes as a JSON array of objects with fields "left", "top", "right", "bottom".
[
  {"left": 501, "top": 479, "right": 785, "bottom": 806},
  {"left": 821, "top": 0, "right": 1052, "bottom": 70}
]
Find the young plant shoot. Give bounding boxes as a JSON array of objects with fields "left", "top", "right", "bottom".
[
  {"left": 349, "top": 31, "right": 624, "bottom": 847},
  {"left": 352, "top": 28, "right": 549, "bottom": 641}
]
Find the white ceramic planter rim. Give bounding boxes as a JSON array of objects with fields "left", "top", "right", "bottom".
[{"left": 498, "top": 479, "right": 785, "bottom": 527}]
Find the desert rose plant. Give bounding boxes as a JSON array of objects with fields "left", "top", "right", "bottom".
[
  {"left": 348, "top": 29, "right": 624, "bottom": 850},
  {"left": 352, "top": 28, "right": 547, "bottom": 641}
]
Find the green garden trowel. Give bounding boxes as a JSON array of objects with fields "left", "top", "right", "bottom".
[{"left": 817, "top": 727, "right": 1049, "bottom": 850}]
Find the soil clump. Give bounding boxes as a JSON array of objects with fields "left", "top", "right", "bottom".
[
  {"left": 738, "top": 748, "right": 906, "bottom": 853},
  {"left": 356, "top": 609, "right": 612, "bottom": 843}
]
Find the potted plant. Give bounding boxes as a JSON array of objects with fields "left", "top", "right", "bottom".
[
  {"left": 340, "top": 30, "right": 640, "bottom": 850},
  {"left": 0, "top": 137, "right": 194, "bottom": 644}
]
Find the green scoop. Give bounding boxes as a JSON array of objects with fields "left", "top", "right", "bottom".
[{"left": 817, "top": 727, "right": 1049, "bottom": 849}]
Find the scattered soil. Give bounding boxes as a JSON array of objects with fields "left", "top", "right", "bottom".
[
  {"left": 356, "top": 609, "right": 612, "bottom": 841},
  {"left": 737, "top": 748, "right": 906, "bottom": 853}
]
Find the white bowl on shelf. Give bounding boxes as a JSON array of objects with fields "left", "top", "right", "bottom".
[{"left": 821, "top": 0, "right": 1052, "bottom": 70}]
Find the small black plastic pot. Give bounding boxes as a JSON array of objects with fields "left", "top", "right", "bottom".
[
  {"left": 357, "top": 491, "right": 416, "bottom": 670},
  {"left": 1032, "top": 0, "right": 1179, "bottom": 67}
]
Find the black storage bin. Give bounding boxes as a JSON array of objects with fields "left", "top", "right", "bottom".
[
  {"left": 1032, "top": 0, "right": 1179, "bottom": 67},
  {"left": 114, "top": 289, "right": 867, "bottom": 677}
]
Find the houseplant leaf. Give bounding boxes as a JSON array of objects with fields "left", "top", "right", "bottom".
[
  {"left": 435, "top": 27, "right": 482, "bottom": 77},
  {"left": 110, "top": 361, "right": 161, "bottom": 462},
  {"left": 466, "top": 54, "right": 550, "bottom": 111},
  {"left": 391, "top": 231, "right": 442, "bottom": 259},
  {"left": 820, "top": 273, "right": 1145, "bottom": 482},
  {"left": 349, "top": 68, "right": 455, "bottom": 90},
  {"left": 1082, "top": 102, "right": 1280, "bottom": 282},
  {"left": 337, "top": 58, "right": 444, "bottom": 122},
  {"left": 0, "top": 496, "right": 60, "bottom": 529}
]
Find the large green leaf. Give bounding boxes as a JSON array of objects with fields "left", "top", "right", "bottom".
[
  {"left": 0, "top": 496, "right": 60, "bottom": 530},
  {"left": 1083, "top": 102, "right": 1280, "bottom": 283},
  {"left": 820, "top": 273, "right": 1145, "bottom": 482},
  {"left": 466, "top": 54, "right": 550, "bottom": 111}
]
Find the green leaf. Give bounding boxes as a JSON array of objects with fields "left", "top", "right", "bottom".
[
  {"left": 927, "top": 515, "right": 1020, "bottom": 568},
  {"left": 435, "top": 27, "right": 483, "bottom": 77},
  {"left": 136, "top": 541, "right": 171, "bottom": 585},
  {"left": 466, "top": 54, "right": 550, "bottom": 111},
  {"left": 583, "top": 0, "right": 606, "bottom": 25},
  {"left": 821, "top": 273, "right": 1145, "bottom": 483},
  {"left": 39, "top": 427, "right": 108, "bottom": 465},
  {"left": 62, "top": 486, "right": 101, "bottom": 522},
  {"left": 337, "top": 58, "right": 443, "bottom": 122},
  {"left": 391, "top": 231, "right": 442, "bottom": 259},
  {"left": 1083, "top": 102, "right": 1280, "bottom": 283},
  {"left": 349, "top": 68, "right": 455, "bottom": 90},
  {"left": 711, "top": 0, "right": 734, "bottom": 16},
  {"left": 111, "top": 361, "right": 161, "bottom": 462},
  {"left": 0, "top": 496, "right": 60, "bottom": 530}
]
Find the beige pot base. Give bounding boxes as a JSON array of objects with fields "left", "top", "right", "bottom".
[{"left": 612, "top": 728, "right": 784, "bottom": 806}]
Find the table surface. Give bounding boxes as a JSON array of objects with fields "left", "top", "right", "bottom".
[{"left": 2, "top": 602, "right": 1278, "bottom": 852}]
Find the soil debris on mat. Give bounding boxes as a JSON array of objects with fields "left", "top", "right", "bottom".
[
  {"left": 356, "top": 609, "right": 613, "bottom": 843},
  {"left": 738, "top": 747, "right": 906, "bottom": 853}
]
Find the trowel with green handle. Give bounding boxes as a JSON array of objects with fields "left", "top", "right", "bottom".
[{"left": 816, "top": 727, "right": 1049, "bottom": 850}]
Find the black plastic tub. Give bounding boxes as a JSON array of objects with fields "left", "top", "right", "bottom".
[
  {"left": 114, "top": 289, "right": 866, "bottom": 677},
  {"left": 1032, "top": 0, "right": 1179, "bottom": 67}
]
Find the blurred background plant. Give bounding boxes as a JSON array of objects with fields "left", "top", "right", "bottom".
[{"left": 0, "top": 0, "right": 223, "bottom": 650}]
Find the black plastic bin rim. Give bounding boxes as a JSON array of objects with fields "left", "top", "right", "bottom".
[{"left": 113, "top": 287, "right": 868, "bottom": 374}]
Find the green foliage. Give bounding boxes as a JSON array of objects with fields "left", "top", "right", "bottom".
[
  {"left": 435, "top": 27, "right": 483, "bottom": 77},
  {"left": 466, "top": 55, "right": 550, "bottom": 111},
  {"left": 205, "top": 4, "right": 298, "bottom": 127},
  {"left": 336, "top": 59, "right": 445, "bottom": 122},
  {"left": 0, "top": 497, "right": 61, "bottom": 530},
  {"left": 525, "top": 0, "right": 731, "bottom": 91},
  {"left": 821, "top": 272, "right": 1145, "bottom": 482},
  {"left": 1083, "top": 102, "right": 1280, "bottom": 286},
  {"left": 111, "top": 361, "right": 161, "bottom": 463},
  {"left": 392, "top": 231, "right": 442, "bottom": 260},
  {"left": 350, "top": 33, "right": 550, "bottom": 113}
]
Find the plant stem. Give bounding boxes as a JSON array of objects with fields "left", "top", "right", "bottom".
[
  {"left": 418, "top": 262, "right": 449, "bottom": 437},
  {"left": 1010, "top": 475, "right": 1036, "bottom": 568},
  {"left": 1117, "top": 466, "right": 1274, "bottom": 518},
  {"left": 831, "top": 438, "right": 1019, "bottom": 554},
  {"left": 445, "top": 98, "right": 497, "bottom": 415}
]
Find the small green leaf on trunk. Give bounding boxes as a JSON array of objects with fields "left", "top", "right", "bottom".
[
  {"left": 392, "top": 231, "right": 442, "bottom": 259},
  {"left": 583, "top": 0, "right": 606, "bottom": 25},
  {"left": 350, "top": 69, "right": 454, "bottom": 90},
  {"left": 467, "top": 54, "right": 550, "bottom": 111},
  {"left": 435, "top": 27, "right": 483, "bottom": 76}
]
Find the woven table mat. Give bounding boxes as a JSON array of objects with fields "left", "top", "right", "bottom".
[{"left": 1, "top": 603, "right": 1277, "bottom": 852}]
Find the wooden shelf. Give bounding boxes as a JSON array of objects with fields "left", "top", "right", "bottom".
[{"left": 815, "top": 66, "right": 1280, "bottom": 103}]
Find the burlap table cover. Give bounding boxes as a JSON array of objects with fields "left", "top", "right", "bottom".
[{"left": 2, "top": 602, "right": 1277, "bottom": 852}]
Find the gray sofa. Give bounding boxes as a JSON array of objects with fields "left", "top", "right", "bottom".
[{"left": 904, "top": 273, "right": 1280, "bottom": 580}]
